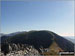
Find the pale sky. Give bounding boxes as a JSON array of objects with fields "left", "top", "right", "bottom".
[{"left": 1, "top": 1, "right": 74, "bottom": 36}]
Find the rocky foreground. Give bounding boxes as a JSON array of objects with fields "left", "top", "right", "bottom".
[{"left": 0, "top": 46, "right": 40, "bottom": 56}]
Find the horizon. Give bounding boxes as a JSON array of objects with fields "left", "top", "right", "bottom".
[
  {"left": 0, "top": 30, "right": 74, "bottom": 37},
  {"left": 1, "top": 1, "right": 74, "bottom": 36}
]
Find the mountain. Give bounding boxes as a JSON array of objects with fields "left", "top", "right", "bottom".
[
  {"left": 5, "top": 31, "right": 27, "bottom": 36},
  {"left": 0, "top": 33, "right": 4, "bottom": 36},
  {"left": 0, "top": 33, "right": 5, "bottom": 43},
  {"left": 63, "top": 36, "right": 75, "bottom": 44},
  {"left": 1, "top": 31, "right": 27, "bottom": 44},
  {"left": 1, "top": 30, "right": 74, "bottom": 55}
]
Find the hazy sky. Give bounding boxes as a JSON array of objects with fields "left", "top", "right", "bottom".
[{"left": 1, "top": 1, "right": 74, "bottom": 36}]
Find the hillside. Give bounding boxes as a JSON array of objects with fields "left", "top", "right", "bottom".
[
  {"left": 63, "top": 36, "right": 75, "bottom": 44},
  {"left": 1, "top": 30, "right": 74, "bottom": 55}
]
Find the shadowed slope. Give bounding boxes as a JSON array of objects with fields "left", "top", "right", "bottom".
[{"left": 1, "top": 30, "right": 74, "bottom": 55}]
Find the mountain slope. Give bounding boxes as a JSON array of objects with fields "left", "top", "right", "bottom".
[
  {"left": 63, "top": 36, "right": 75, "bottom": 44},
  {"left": 1, "top": 30, "right": 74, "bottom": 55}
]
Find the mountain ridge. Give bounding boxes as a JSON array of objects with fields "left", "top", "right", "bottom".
[{"left": 1, "top": 30, "right": 74, "bottom": 55}]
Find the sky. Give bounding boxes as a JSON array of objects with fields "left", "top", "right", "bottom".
[{"left": 1, "top": 1, "right": 74, "bottom": 36}]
